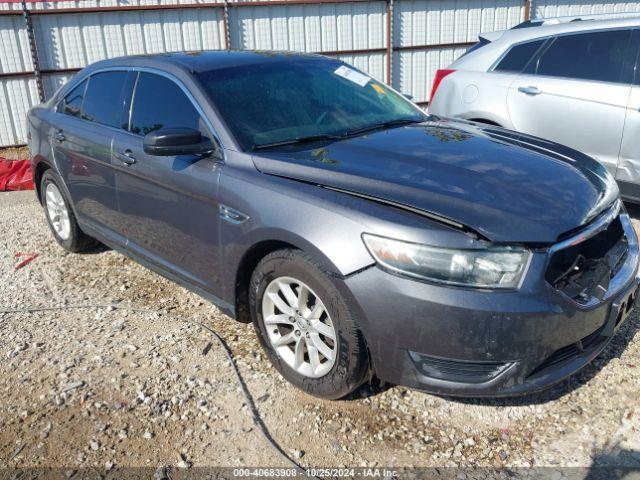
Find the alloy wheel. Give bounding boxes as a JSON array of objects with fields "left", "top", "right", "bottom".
[
  {"left": 45, "top": 182, "right": 71, "bottom": 241},
  {"left": 262, "top": 276, "right": 337, "bottom": 378}
]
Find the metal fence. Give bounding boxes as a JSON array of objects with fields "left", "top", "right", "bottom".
[{"left": 1, "top": 0, "right": 639, "bottom": 147}]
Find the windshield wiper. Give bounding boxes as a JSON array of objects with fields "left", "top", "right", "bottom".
[
  {"left": 251, "top": 117, "right": 424, "bottom": 150},
  {"left": 252, "top": 133, "right": 343, "bottom": 151},
  {"left": 344, "top": 117, "right": 423, "bottom": 137}
]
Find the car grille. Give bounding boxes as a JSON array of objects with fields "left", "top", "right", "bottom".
[
  {"left": 545, "top": 206, "right": 628, "bottom": 305},
  {"left": 409, "top": 352, "right": 511, "bottom": 384}
]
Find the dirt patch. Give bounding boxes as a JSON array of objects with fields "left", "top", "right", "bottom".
[
  {"left": 1, "top": 191, "right": 639, "bottom": 471},
  {"left": 0, "top": 146, "right": 29, "bottom": 160}
]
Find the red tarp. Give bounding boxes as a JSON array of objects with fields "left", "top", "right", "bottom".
[{"left": 0, "top": 159, "right": 34, "bottom": 191}]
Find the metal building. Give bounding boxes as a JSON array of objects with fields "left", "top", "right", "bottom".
[{"left": 1, "top": 0, "right": 639, "bottom": 147}]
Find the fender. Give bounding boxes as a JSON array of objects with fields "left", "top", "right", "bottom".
[{"left": 216, "top": 167, "right": 379, "bottom": 308}]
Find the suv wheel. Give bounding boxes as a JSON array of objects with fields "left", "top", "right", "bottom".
[
  {"left": 250, "top": 249, "right": 369, "bottom": 399},
  {"left": 41, "top": 170, "right": 97, "bottom": 252}
]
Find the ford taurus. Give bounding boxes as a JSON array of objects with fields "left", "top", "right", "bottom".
[{"left": 28, "top": 51, "right": 639, "bottom": 399}]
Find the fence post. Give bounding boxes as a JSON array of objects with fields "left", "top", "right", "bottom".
[
  {"left": 222, "top": 0, "right": 231, "bottom": 49},
  {"left": 21, "top": 0, "right": 45, "bottom": 102},
  {"left": 386, "top": 0, "right": 394, "bottom": 85},
  {"left": 524, "top": 0, "right": 532, "bottom": 21}
]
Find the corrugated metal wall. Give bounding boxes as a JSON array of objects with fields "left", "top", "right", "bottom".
[
  {"left": 393, "top": 0, "right": 526, "bottom": 100},
  {"left": 533, "top": 0, "right": 640, "bottom": 17},
  {"left": 33, "top": 8, "right": 225, "bottom": 71},
  {"left": 1, "top": 0, "right": 640, "bottom": 146},
  {"left": 229, "top": 1, "right": 388, "bottom": 81}
]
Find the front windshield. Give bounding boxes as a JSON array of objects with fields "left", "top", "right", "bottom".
[{"left": 195, "top": 57, "right": 426, "bottom": 150}]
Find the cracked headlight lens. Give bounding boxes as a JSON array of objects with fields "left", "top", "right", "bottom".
[{"left": 363, "top": 234, "right": 531, "bottom": 289}]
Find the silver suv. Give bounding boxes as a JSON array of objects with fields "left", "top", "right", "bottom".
[{"left": 428, "top": 14, "right": 640, "bottom": 201}]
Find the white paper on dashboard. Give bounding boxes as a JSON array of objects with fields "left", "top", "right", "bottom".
[{"left": 333, "top": 66, "right": 370, "bottom": 87}]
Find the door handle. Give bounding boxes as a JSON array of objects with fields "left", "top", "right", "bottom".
[
  {"left": 115, "top": 150, "right": 137, "bottom": 165},
  {"left": 518, "top": 86, "right": 542, "bottom": 96},
  {"left": 53, "top": 130, "right": 65, "bottom": 143}
]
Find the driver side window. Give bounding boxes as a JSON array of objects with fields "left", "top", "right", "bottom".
[{"left": 129, "top": 73, "right": 210, "bottom": 138}]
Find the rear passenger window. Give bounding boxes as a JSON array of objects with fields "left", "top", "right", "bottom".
[
  {"left": 632, "top": 32, "right": 640, "bottom": 86},
  {"left": 494, "top": 40, "right": 545, "bottom": 73},
  {"left": 82, "top": 71, "right": 129, "bottom": 128},
  {"left": 535, "top": 30, "right": 631, "bottom": 83},
  {"left": 129, "top": 73, "right": 206, "bottom": 136},
  {"left": 58, "top": 80, "right": 87, "bottom": 118}
]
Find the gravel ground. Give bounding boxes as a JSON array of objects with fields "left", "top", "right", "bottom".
[
  {"left": 0, "top": 146, "right": 29, "bottom": 161},
  {"left": 1, "top": 190, "right": 639, "bottom": 475}
]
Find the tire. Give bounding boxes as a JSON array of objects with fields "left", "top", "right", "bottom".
[
  {"left": 249, "top": 249, "right": 370, "bottom": 399},
  {"left": 40, "top": 170, "right": 97, "bottom": 252}
]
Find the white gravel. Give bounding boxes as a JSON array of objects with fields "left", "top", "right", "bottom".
[{"left": 1, "top": 190, "right": 639, "bottom": 472}]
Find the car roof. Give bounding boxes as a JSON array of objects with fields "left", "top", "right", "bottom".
[
  {"left": 84, "top": 50, "right": 330, "bottom": 74},
  {"left": 452, "top": 15, "right": 640, "bottom": 70},
  {"left": 51, "top": 50, "right": 339, "bottom": 109},
  {"left": 495, "top": 15, "right": 640, "bottom": 44}
]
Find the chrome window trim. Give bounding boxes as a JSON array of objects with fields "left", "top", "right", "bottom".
[
  {"left": 127, "top": 71, "right": 139, "bottom": 133},
  {"left": 52, "top": 65, "right": 226, "bottom": 162}
]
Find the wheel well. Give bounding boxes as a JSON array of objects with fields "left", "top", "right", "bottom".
[
  {"left": 234, "top": 240, "right": 298, "bottom": 323},
  {"left": 33, "top": 162, "right": 51, "bottom": 203},
  {"left": 469, "top": 118, "right": 501, "bottom": 127}
]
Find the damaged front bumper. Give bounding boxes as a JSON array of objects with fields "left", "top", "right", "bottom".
[{"left": 339, "top": 204, "right": 640, "bottom": 397}]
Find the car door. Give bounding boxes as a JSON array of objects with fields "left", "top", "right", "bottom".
[
  {"left": 51, "top": 71, "right": 132, "bottom": 242},
  {"left": 112, "top": 70, "right": 223, "bottom": 293},
  {"left": 507, "top": 29, "right": 633, "bottom": 174},
  {"left": 616, "top": 29, "right": 640, "bottom": 199}
]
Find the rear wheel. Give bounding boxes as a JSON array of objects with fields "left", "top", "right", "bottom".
[
  {"left": 249, "top": 249, "right": 369, "bottom": 399},
  {"left": 41, "top": 170, "right": 97, "bottom": 252}
]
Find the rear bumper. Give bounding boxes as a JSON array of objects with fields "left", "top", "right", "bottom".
[{"left": 339, "top": 215, "right": 639, "bottom": 397}]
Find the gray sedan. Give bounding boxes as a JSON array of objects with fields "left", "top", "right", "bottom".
[{"left": 28, "top": 51, "right": 639, "bottom": 399}]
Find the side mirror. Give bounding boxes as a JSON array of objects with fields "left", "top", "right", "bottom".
[{"left": 143, "top": 128, "right": 216, "bottom": 157}]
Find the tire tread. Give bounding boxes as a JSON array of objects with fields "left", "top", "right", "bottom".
[{"left": 250, "top": 248, "right": 370, "bottom": 399}]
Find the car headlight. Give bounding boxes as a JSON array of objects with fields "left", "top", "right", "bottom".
[{"left": 362, "top": 234, "right": 532, "bottom": 289}]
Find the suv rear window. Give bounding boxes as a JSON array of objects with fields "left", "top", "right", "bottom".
[
  {"left": 535, "top": 29, "right": 631, "bottom": 83},
  {"left": 82, "top": 71, "right": 129, "bottom": 128},
  {"left": 494, "top": 39, "right": 545, "bottom": 72}
]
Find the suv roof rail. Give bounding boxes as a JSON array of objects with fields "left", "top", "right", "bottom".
[{"left": 512, "top": 11, "right": 640, "bottom": 29}]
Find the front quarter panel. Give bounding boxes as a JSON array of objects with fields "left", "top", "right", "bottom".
[
  {"left": 216, "top": 150, "right": 490, "bottom": 309},
  {"left": 217, "top": 152, "right": 375, "bottom": 293}
]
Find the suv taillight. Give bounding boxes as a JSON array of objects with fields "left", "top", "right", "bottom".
[{"left": 429, "top": 69, "right": 456, "bottom": 103}]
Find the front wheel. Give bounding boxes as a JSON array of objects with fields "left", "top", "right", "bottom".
[{"left": 249, "top": 249, "right": 370, "bottom": 399}]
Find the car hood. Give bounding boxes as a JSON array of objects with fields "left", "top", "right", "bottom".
[{"left": 252, "top": 118, "right": 618, "bottom": 243}]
